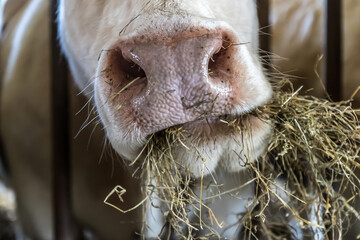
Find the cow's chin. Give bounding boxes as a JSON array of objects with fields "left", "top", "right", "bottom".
[{"left": 102, "top": 112, "right": 271, "bottom": 178}]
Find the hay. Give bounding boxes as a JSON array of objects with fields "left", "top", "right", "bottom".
[
  {"left": 105, "top": 78, "right": 360, "bottom": 239},
  {"left": 249, "top": 79, "right": 360, "bottom": 239}
]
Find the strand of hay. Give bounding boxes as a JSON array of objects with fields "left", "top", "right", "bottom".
[{"left": 105, "top": 78, "right": 360, "bottom": 239}]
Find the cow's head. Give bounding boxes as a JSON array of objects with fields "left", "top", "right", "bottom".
[{"left": 58, "top": 0, "right": 272, "bottom": 177}]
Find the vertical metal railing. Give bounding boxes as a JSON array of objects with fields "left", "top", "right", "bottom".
[
  {"left": 325, "top": 0, "right": 343, "bottom": 101},
  {"left": 49, "top": 0, "right": 343, "bottom": 239},
  {"left": 325, "top": 2, "right": 343, "bottom": 239},
  {"left": 326, "top": 4, "right": 343, "bottom": 238},
  {"left": 257, "top": 0, "right": 343, "bottom": 101},
  {"left": 257, "top": 0, "right": 271, "bottom": 67},
  {"left": 50, "top": 0, "right": 76, "bottom": 239},
  {"left": 256, "top": 0, "right": 343, "bottom": 239}
]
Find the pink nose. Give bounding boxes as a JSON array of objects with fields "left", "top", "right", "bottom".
[{"left": 98, "top": 28, "right": 244, "bottom": 135}]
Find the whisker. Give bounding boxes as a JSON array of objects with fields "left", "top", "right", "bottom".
[
  {"left": 87, "top": 120, "right": 102, "bottom": 151},
  {"left": 74, "top": 114, "right": 100, "bottom": 139},
  {"left": 99, "top": 137, "right": 109, "bottom": 165},
  {"left": 76, "top": 95, "right": 94, "bottom": 116}
]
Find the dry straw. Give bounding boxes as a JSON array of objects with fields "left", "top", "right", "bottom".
[{"left": 105, "top": 78, "right": 360, "bottom": 239}]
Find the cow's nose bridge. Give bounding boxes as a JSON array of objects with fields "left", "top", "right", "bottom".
[{"left": 124, "top": 33, "right": 223, "bottom": 82}]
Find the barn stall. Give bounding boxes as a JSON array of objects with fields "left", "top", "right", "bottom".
[{"left": 0, "top": 0, "right": 359, "bottom": 239}]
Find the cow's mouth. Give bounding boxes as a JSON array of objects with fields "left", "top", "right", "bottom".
[
  {"left": 133, "top": 107, "right": 271, "bottom": 177},
  {"left": 149, "top": 110, "right": 263, "bottom": 143}
]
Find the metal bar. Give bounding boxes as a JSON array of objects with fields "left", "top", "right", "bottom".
[
  {"left": 0, "top": 138, "right": 9, "bottom": 179},
  {"left": 325, "top": 3, "right": 343, "bottom": 239},
  {"left": 50, "top": 1, "right": 76, "bottom": 239},
  {"left": 257, "top": 0, "right": 271, "bottom": 69},
  {"left": 325, "top": 0, "right": 343, "bottom": 101}
]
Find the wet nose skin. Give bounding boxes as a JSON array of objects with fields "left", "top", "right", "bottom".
[
  {"left": 97, "top": 28, "right": 260, "bottom": 137},
  {"left": 123, "top": 32, "right": 232, "bottom": 132}
]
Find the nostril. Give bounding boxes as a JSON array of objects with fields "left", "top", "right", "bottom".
[
  {"left": 207, "top": 34, "right": 236, "bottom": 79},
  {"left": 208, "top": 47, "right": 223, "bottom": 76},
  {"left": 116, "top": 51, "right": 146, "bottom": 81},
  {"left": 100, "top": 48, "right": 148, "bottom": 103}
]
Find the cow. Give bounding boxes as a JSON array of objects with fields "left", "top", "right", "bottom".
[
  {"left": 59, "top": 0, "right": 274, "bottom": 238},
  {"left": 1, "top": 0, "right": 359, "bottom": 239}
]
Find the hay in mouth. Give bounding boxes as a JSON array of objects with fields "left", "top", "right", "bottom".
[{"left": 105, "top": 78, "right": 360, "bottom": 239}]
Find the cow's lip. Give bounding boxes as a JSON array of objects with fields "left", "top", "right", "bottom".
[
  {"left": 148, "top": 109, "right": 260, "bottom": 140},
  {"left": 185, "top": 113, "right": 258, "bottom": 133}
]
